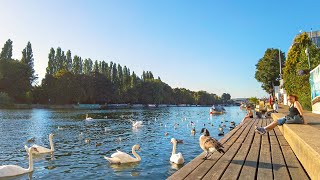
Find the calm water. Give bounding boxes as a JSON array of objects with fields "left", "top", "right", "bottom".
[{"left": 0, "top": 106, "right": 246, "bottom": 180}]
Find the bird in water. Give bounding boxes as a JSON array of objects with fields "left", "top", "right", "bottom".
[
  {"left": 191, "top": 127, "right": 196, "bottom": 136},
  {"left": 27, "top": 137, "right": 35, "bottom": 143},
  {"left": 199, "top": 128, "right": 225, "bottom": 160},
  {"left": 164, "top": 132, "right": 169, "bottom": 136}
]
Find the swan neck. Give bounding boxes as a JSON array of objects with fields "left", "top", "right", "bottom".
[
  {"left": 132, "top": 147, "right": 141, "bottom": 161},
  {"left": 49, "top": 135, "right": 54, "bottom": 151},
  {"left": 28, "top": 149, "right": 33, "bottom": 172},
  {"left": 172, "top": 142, "right": 177, "bottom": 155}
]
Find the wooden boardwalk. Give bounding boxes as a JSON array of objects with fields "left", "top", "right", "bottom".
[{"left": 167, "top": 118, "right": 310, "bottom": 180}]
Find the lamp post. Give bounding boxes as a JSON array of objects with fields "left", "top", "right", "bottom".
[{"left": 305, "top": 47, "right": 311, "bottom": 69}]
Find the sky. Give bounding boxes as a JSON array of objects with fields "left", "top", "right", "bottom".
[{"left": 0, "top": 0, "right": 319, "bottom": 98}]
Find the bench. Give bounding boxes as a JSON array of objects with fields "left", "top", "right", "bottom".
[{"left": 271, "top": 113, "right": 320, "bottom": 180}]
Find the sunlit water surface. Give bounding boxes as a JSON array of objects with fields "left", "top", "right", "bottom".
[{"left": 0, "top": 106, "right": 246, "bottom": 180}]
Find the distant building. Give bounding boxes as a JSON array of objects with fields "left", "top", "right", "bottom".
[{"left": 307, "top": 30, "right": 320, "bottom": 48}]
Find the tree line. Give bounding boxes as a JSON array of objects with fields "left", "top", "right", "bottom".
[{"left": 0, "top": 39, "right": 232, "bottom": 105}]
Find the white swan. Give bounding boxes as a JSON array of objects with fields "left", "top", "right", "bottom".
[
  {"left": 170, "top": 138, "right": 184, "bottom": 165},
  {"left": 85, "top": 114, "right": 93, "bottom": 120},
  {"left": 25, "top": 134, "right": 54, "bottom": 154},
  {"left": 131, "top": 120, "right": 143, "bottom": 128},
  {"left": 0, "top": 146, "right": 38, "bottom": 178},
  {"left": 104, "top": 144, "right": 141, "bottom": 164}
]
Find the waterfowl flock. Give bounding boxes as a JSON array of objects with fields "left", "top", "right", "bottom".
[{"left": 0, "top": 111, "right": 239, "bottom": 178}]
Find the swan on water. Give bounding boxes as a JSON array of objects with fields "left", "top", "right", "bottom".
[
  {"left": 170, "top": 138, "right": 184, "bottom": 165},
  {"left": 131, "top": 120, "right": 143, "bottom": 128},
  {"left": 199, "top": 128, "right": 225, "bottom": 160},
  {"left": 25, "top": 133, "right": 55, "bottom": 154},
  {"left": 0, "top": 146, "right": 38, "bottom": 178},
  {"left": 104, "top": 144, "right": 141, "bottom": 164},
  {"left": 85, "top": 114, "right": 93, "bottom": 120}
]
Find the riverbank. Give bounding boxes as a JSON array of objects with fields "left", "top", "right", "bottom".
[{"left": 0, "top": 103, "right": 237, "bottom": 110}]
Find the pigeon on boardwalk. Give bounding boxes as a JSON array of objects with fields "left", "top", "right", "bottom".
[{"left": 199, "top": 128, "right": 225, "bottom": 160}]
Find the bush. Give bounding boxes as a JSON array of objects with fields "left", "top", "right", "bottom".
[{"left": 0, "top": 92, "right": 13, "bottom": 105}]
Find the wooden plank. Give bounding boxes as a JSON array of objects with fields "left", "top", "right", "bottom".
[
  {"left": 257, "top": 119, "right": 273, "bottom": 180},
  {"left": 184, "top": 120, "right": 255, "bottom": 180},
  {"left": 167, "top": 118, "right": 247, "bottom": 180},
  {"left": 277, "top": 135, "right": 289, "bottom": 146},
  {"left": 271, "top": 144, "right": 290, "bottom": 180},
  {"left": 257, "top": 144, "right": 273, "bottom": 180},
  {"left": 280, "top": 146, "right": 310, "bottom": 180},
  {"left": 217, "top": 119, "right": 259, "bottom": 180},
  {"left": 238, "top": 145, "right": 260, "bottom": 179},
  {"left": 201, "top": 119, "right": 258, "bottom": 180}
]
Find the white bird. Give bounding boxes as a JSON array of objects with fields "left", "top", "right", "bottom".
[
  {"left": 199, "top": 128, "right": 225, "bottom": 160},
  {"left": 104, "top": 144, "right": 141, "bottom": 164},
  {"left": 57, "top": 126, "right": 64, "bottom": 130},
  {"left": 85, "top": 114, "right": 93, "bottom": 120},
  {"left": 131, "top": 120, "right": 143, "bottom": 128},
  {"left": 0, "top": 146, "right": 38, "bottom": 178},
  {"left": 170, "top": 138, "right": 184, "bottom": 165},
  {"left": 25, "top": 133, "right": 55, "bottom": 154}
]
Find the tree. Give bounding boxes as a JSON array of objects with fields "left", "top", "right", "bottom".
[
  {"left": 255, "top": 48, "right": 286, "bottom": 93},
  {"left": 221, "top": 93, "right": 231, "bottom": 103},
  {"left": 0, "top": 39, "right": 13, "bottom": 60},
  {"left": 46, "top": 48, "right": 55, "bottom": 75},
  {"left": 283, "top": 32, "right": 320, "bottom": 110},
  {"left": 21, "top": 42, "right": 36, "bottom": 86},
  {"left": 72, "top": 55, "right": 83, "bottom": 74},
  {"left": 66, "top": 50, "right": 72, "bottom": 71}
]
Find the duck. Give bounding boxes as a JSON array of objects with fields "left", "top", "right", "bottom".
[
  {"left": 85, "top": 139, "right": 91, "bottom": 143},
  {"left": 170, "top": 138, "right": 185, "bottom": 165},
  {"left": 218, "top": 131, "right": 225, "bottom": 136},
  {"left": 25, "top": 133, "right": 55, "bottom": 154},
  {"left": 191, "top": 127, "right": 196, "bottom": 136},
  {"left": 0, "top": 146, "right": 38, "bottom": 178},
  {"left": 199, "top": 128, "right": 225, "bottom": 160},
  {"left": 96, "top": 142, "right": 102, "bottom": 147},
  {"left": 27, "top": 137, "right": 35, "bottom": 143},
  {"left": 218, "top": 126, "right": 223, "bottom": 132},
  {"left": 85, "top": 114, "right": 93, "bottom": 120},
  {"left": 57, "top": 126, "right": 64, "bottom": 130},
  {"left": 164, "top": 132, "right": 169, "bottom": 136},
  {"left": 230, "top": 121, "right": 236, "bottom": 126},
  {"left": 104, "top": 144, "right": 141, "bottom": 164},
  {"left": 176, "top": 139, "right": 184, "bottom": 144}
]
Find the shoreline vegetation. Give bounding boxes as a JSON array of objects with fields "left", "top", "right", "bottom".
[
  {"left": 0, "top": 103, "right": 237, "bottom": 110},
  {"left": 0, "top": 39, "right": 232, "bottom": 107}
]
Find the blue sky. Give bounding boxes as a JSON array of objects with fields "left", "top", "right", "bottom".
[{"left": 0, "top": 0, "right": 319, "bottom": 98}]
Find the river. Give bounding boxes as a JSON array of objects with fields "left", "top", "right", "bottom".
[{"left": 0, "top": 106, "right": 246, "bottom": 180}]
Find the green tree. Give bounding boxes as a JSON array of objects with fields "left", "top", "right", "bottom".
[
  {"left": 255, "top": 48, "right": 286, "bottom": 93},
  {"left": 283, "top": 32, "right": 320, "bottom": 110},
  {"left": 66, "top": 50, "right": 72, "bottom": 71},
  {"left": 21, "top": 42, "right": 36, "bottom": 86},
  {"left": 46, "top": 48, "right": 55, "bottom": 75},
  {"left": 72, "top": 55, "right": 83, "bottom": 74},
  {"left": 0, "top": 39, "right": 13, "bottom": 60}
]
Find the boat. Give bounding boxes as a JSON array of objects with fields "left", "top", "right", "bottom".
[
  {"left": 147, "top": 104, "right": 157, "bottom": 108},
  {"left": 210, "top": 105, "right": 225, "bottom": 114}
]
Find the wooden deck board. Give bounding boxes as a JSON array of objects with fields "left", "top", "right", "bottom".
[
  {"left": 167, "top": 118, "right": 309, "bottom": 180},
  {"left": 219, "top": 120, "right": 259, "bottom": 180},
  {"left": 184, "top": 120, "right": 254, "bottom": 180}
]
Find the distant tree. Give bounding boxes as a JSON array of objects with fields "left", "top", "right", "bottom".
[
  {"left": 0, "top": 39, "right": 13, "bottom": 60},
  {"left": 21, "top": 42, "right": 37, "bottom": 86},
  {"left": 46, "top": 48, "right": 55, "bottom": 75},
  {"left": 83, "top": 58, "right": 93, "bottom": 75},
  {"left": 66, "top": 50, "right": 72, "bottom": 71},
  {"left": 221, "top": 93, "right": 231, "bottom": 103},
  {"left": 255, "top": 48, "right": 286, "bottom": 93},
  {"left": 72, "top": 55, "right": 83, "bottom": 74}
]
